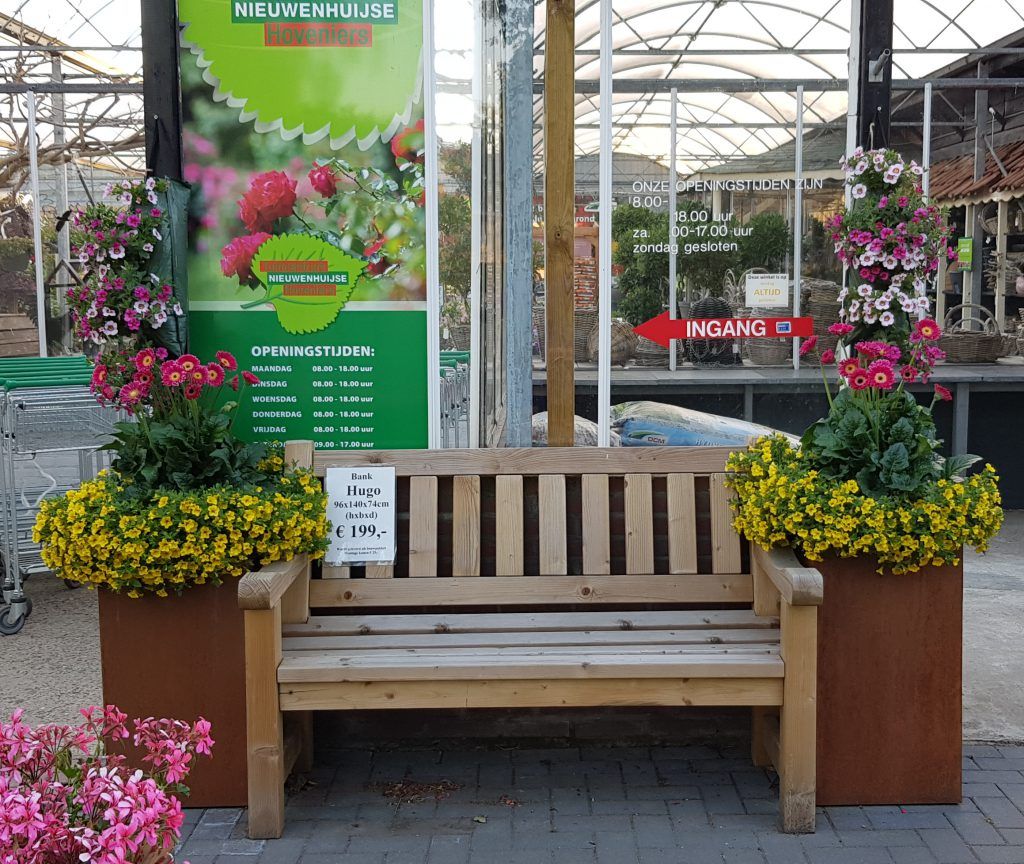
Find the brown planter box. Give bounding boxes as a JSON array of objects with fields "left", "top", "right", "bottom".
[
  {"left": 98, "top": 579, "right": 247, "bottom": 807},
  {"left": 814, "top": 555, "right": 963, "bottom": 805}
]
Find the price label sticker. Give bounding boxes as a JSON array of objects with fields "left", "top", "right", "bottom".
[{"left": 325, "top": 467, "right": 396, "bottom": 565}]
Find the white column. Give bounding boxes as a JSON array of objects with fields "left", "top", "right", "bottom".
[
  {"left": 995, "top": 199, "right": 1008, "bottom": 330},
  {"left": 792, "top": 86, "right": 804, "bottom": 371},
  {"left": 596, "top": 0, "right": 613, "bottom": 446},
  {"left": 27, "top": 91, "right": 47, "bottom": 357},
  {"left": 468, "top": 0, "right": 482, "bottom": 447},
  {"left": 668, "top": 88, "right": 678, "bottom": 372},
  {"left": 422, "top": 0, "right": 442, "bottom": 446}
]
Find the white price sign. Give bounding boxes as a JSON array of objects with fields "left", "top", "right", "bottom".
[
  {"left": 325, "top": 467, "right": 396, "bottom": 565},
  {"left": 745, "top": 273, "right": 790, "bottom": 308}
]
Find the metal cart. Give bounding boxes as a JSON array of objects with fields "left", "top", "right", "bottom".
[{"left": 0, "top": 357, "right": 120, "bottom": 635}]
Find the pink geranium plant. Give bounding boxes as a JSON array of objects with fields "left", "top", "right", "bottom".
[{"left": 0, "top": 706, "right": 213, "bottom": 863}]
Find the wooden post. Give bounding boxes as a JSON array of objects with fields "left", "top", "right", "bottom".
[
  {"left": 244, "top": 605, "right": 285, "bottom": 839},
  {"left": 995, "top": 200, "right": 1008, "bottom": 330},
  {"left": 778, "top": 601, "right": 818, "bottom": 833},
  {"left": 544, "top": 0, "right": 575, "bottom": 446}
]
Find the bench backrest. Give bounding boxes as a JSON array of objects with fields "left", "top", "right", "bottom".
[{"left": 308, "top": 446, "right": 750, "bottom": 611}]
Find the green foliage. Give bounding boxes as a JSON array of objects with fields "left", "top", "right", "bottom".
[
  {"left": 611, "top": 204, "right": 668, "bottom": 325},
  {"left": 800, "top": 388, "right": 950, "bottom": 498},
  {"left": 739, "top": 212, "right": 790, "bottom": 271},
  {"left": 438, "top": 193, "right": 472, "bottom": 300},
  {"left": 104, "top": 412, "right": 271, "bottom": 499}
]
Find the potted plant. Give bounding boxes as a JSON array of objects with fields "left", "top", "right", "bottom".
[
  {"left": 0, "top": 705, "right": 213, "bottom": 863},
  {"left": 33, "top": 346, "right": 328, "bottom": 807},
  {"left": 726, "top": 148, "right": 1004, "bottom": 806}
]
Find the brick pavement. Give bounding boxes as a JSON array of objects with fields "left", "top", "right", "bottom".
[{"left": 177, "top": 742, "right": 1024, "bottom": 864}]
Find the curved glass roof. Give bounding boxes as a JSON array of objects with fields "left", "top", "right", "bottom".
[{"left": 532, "top": 0, "right": 1024, "bottom": 171}]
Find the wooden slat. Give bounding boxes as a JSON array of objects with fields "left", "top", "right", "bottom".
[
  {"left": 452, "top": 475, "right": 480, "bottom": 577},
  {"left": 365, "top": 564, "right": 394, "bottom": 579},
  {"left": 710, "top": 473, "right": 743, "bottom": 575},
  {"left": 538, "top": 475, "right": 567, "bottom": 575},
  {"left": 495, "top": 475, "right": 524, "bottom": 576},
  {"left": 321, "top": 565, "right": 350, "bottom": 579},
  {"left": 283, "top": 643, "right": 781, "bottom": 661},
  {"left": 779, "top": 601, "right": 818, "bottom": 833},
  {"left": 582, "top": 474, "right": 610, "bottom": 575},
  {"left": 278, "top": 650, "right": 784, "bottom": 682},
  {"left": 283, "top": 627, "right": 780, "bottom": 651},
  {"left": 751, "top": 706, "right": 777, "bottom": 768},
  {"left": 408, "top": 476, "right": 438, "bottom": 578},
  {"left": 308, "top": 574, "right": 753, "bottom": 608},
  {"left": 624, "top": 473, "right": 654, "bottom": 575},
  {"left": 544, "top": 0, "right": 575, "bottom": 447},
  {"left": 285, "top": 609, "right": 777, "bottom": 637},
  {"left": 667, "top": 473, "right": 698, "bottom": 575},
  {"left": 280, "top": 677, "right": 784, "bottom": 711},
  {"left": 313, "top": 447, "right": 733, "bottom": 477},
  {"left": 244, "top": 606, "right": 284, "bottom": 838}
]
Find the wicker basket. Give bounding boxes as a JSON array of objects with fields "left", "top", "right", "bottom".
[
  {"left": 447, "top": 323, "right": 471, "bottom": 351},
  {"left": 938, "top": 303, "right": 1005, "bottom": 364},
  {"left": 574, "top": 308, "right": 599, "bottom": 364},
  {"left": 587, "top": 317, "right": 637, "bottom": 365},
  {"left": 532, "top": 306, "right": 546, "bottom": 360},
  {"left": 633, "top": 336, "right": 670, "bottom": 367},
  {"left": 746, "top": 340, "right": 792, "bottom": 366}
]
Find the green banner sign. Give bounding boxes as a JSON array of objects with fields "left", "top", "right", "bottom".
[
  {"left": 178, "top": 0, "right": 428, "bottom": 450},
  {"left": 957, "top": 237, "right": 973, "bottom": 270}
]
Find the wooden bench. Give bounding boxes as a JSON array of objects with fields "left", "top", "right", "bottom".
[{"left": 238, "top": 443, "right": 823, "bottom": 838}]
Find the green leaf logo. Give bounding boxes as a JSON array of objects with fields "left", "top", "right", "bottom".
[
  {"left": 178, "top": 0, "right": 422, "bottom": 150},
  {"left": 250, "top": 233, "right": 364, "bottom": 334}
]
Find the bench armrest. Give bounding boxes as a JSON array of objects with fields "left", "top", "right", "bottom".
[
  {"left": 752, "top": 545, "right": 823, "bottom": 607},
  {"left": 238, "top": 555, "right": 309, "bottom": 610}
]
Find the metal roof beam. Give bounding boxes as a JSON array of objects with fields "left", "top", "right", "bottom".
[{"left": 531, "top": 77, "right": 1024, "bottom": 93}]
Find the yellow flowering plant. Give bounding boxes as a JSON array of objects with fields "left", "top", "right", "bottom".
[
  {"left": 727, "top": 435, "right": 1003, "bottom": 574},
  {"left": 33, "top": 458, "right": 328, "bottom": 597}
]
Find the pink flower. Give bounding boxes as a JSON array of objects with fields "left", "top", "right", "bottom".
[
  {"left": 914, "top": 317, "right": 941, "bottom": 341},
  {"left": 133, "top": 348, "right": 156, "bottom": 371},
  {"left": 308, "top": 163, "right": 338, "bottom": 197},
  {"left": 934, "top": 383, "right": 953, "bottom": 402},
  {"left": 242, "top": 370, "right": 260, "bottom": 386},
  {"left": 867, "top": 359, "right": 896, "bottom": 390},
  {"left": 900, "top": 364, "right": 918, "bottom": 383},
  {"left": 238, "top": 170, "right": 297, "bottom": 232},
  {"left": 849, "top": 369, "right": 870, "bottom": 390},
  {"left": 184, "top": 383, "right": 202, "bottom": 400},
  {"left": 820, "top": 348, "right": 835, "bottom": 365},
  {"left": 391, "top": 119, "right": 425, "bottom": 164},
  {"left": 799, "top": 335, "right": 818, "bottom": 356},
  {"left": 160, "top": 361, "right": 184, "bottom": 387},
  {"left": 178, "top": 354, "right": 200, "bottom": 374},
  {"left": 221, "top": 232, "right": 271, "bottom": 283},
  {"left": 828, "top": 322, "right": 854, "bottom": 336},
  {"left": 839, "top": 358, "right": 861, "bottom": 379},
  {"left": 206, "top": 363, "right": 226, "bottom": 386}
]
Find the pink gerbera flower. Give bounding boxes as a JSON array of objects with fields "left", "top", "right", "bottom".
[
  {"left": 799, "top": 335, "right": 818, "bottom": 356},
  {"left": 915, "top": 318, "right": 941, "bottom": 341},
  {"left": 160, "top": 361, "right": 184, "bottom": 387},
  {"left": 242, "top": 371, "right": 260, "bottom": 386},
  {"left": 900, "top": 364, "right": 918, "bottom": 383},
  {"left": 178, "top": 354, "right": 200, "bottom": 373},
  {"left": 215, "top": 350, "right": 238, "bottom": 371},
  {"left": 849, "top": 369, "right": 870, "bottom": 390},
  {"left": 934, "top": 383, "right": 953, "bottom": 402},
  {"left": 839, "top": 358, "right": 861, "bottom": 379},
  {"left": 206, "top": 363, "right": 225, "bottom": 386},
  {"left": 867, "top": 359, "right": 896, "bottom": 390},
  {"left": 184, "top": 383, "right": 203, "bottom": 400},
  {"left": 133, "top": 348, "right": 156, "bottom": 371},
  {"left": 828, "top": 322, "right": 854, "bottom": 336}
]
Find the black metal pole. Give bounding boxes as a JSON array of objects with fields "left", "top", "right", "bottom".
[
  {"left": 856, "top": 0, "right": 894, "bottom": 149},
  {"left": 141, "top": 0, "right": 184, "bottom": 180}
]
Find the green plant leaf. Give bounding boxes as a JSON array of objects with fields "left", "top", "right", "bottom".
[
  {"left": 178, "top": 0, "right": 422, "bottom": 150},
  {"left": 251, "top": 233, "right": 364, "bottom": 335}
]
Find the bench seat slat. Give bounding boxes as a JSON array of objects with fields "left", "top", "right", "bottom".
[
  {"left": 277, "top": 648, "right": 784, "bottom": 682},
  {"left": 282, "top": 627, "right": 780, "bottom": 651},
  {"left": 284, "top": 609, "right": 777, "bottom": 637},
  {"left": 308, "top": 574, "right": 753, "bottom": 607},
  {"left": 278, "top": 677, "right": 785, "bottom": 710}
]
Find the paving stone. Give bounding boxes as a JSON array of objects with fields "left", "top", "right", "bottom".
[
  {"left": 974, "top": 759, "right": 1024, "bottom": 773},
  {"left": 426, "top": 835, "right": 470, "bottom": 864},
  {"left": 593, "top": 830, "right": 639, "bottom": 863},
  {"left": 885, "top": 848, "right": 942, "bottom": 864},
  {"left": 866, "top": 811, "right": 957, "bottom": 830},
  {"left": 255, "top": 838, "right": 307, "bottom": 864},
  {"left": 996, "top": 828, "right": 1024, "bottom": 844},
  {"left": 219, "top": 839, "right": 267, "bottom": 856},
  {"left": 755, "top": 832, "right": 810, "bottom": 864},
  {"left": 973, "top": 848, "right": 1024, "bottom": 864},
  {"left": 804, "top": 847, "right": 896, "bottom": 864},
  {"left": 300, "top": 854, "right": 384, "bottom": 864},
  {"left": 304, "top": 821, "right": 352, "bottom": 853},
  {"left": 964, "top": 746, "right": 1004, "bottom": 758},
  {"left": 996, "top": 786, "right": 1024, "bottom": 812},
  {"left": 382, "top": 852, "right": 430, "bottom": 864},
  {"left": 639, "top": 847, "right": 721, "bottom": 864},
  {"left": 965, "top": 784, "right": 1007, "bottom": 799},
  {"left": 631, "top": 814, "right": 678, "bottom": 847},
  {"left": 836, "top": 830, "right": 926, "bottom": 847},
  {"left": 918, "top": 827, "right": 980, "bottom": 863},
  {"left": 722, "top": 851, "right": 769, "bottom": 864},
  {"left": 946, "top": 811, "right": 1007, "bottom": 845},
  {"left": 965, "top": 771, "right": 1024, "bottom": 786},
  {"left": 973, "top": 796, "right": 1024, "bottom": 829},
  {"left": 827, "top": 808, "right": 873, "bottom": 831}
]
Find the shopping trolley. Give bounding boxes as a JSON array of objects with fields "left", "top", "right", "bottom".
[
  {"left": 0, "top": 357, "right": 120, "bottom": 635},
  {"left": 439, "top": 351, "right": 471, "bottom": 447}
]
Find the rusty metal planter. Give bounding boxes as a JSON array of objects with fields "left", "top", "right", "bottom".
[
  {"left": 98, "top": 579, "right": 247, "bottom": 807},
  {"left": 813, "top": 555, "right": 963, "bottom": 806}
]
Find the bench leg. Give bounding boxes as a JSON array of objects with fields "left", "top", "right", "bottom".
[
  {"left": 751, "top": 707, "right": 774, "bottom": 768},
  {"left": 245, "top": 607, "right": 286, "bottom": 839},
  {"left": 295, "top": 710, "right": 315, "bottom": 774},
  {"left": 778, "top": 602, "right": 817, "bottom": 834}
]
